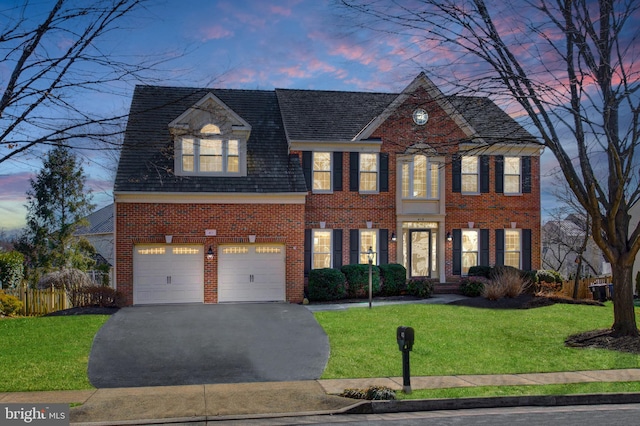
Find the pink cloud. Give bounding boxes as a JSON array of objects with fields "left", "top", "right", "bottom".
[
  {"left": 270, "top": 5, "right": 292, "bottom": 16},
  {"left": 0, "top": 172, "right": 32, "bottom": 200},
  {"left": 198, "top": 25, "right": 234, "bottom": 41}
]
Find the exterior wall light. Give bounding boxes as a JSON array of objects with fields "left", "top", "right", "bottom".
[
  {"left": 206, "top": 246, "right": 214, "bottom": 260},
  {"left": 391, "top": 232, "right": 397, "bottom": 242},
  {"left": 446, "top": 232, "right": 452, "bottom": 242}
]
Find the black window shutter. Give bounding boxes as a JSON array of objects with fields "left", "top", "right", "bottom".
[
  {"left": 522, "top": 229, "right": 532, "bottom": 270},
  {"left": 480, "top": 229, "right": 490, "bottom": 266},
  {"left": 452, "top": 229, "right": 462, "bottom": 275},
  {"left": 349, "top": 229, "right": 359, "bottom": 264},
  {"left": 380, "top": 153, "right": 389, "bottom": 192},
  {"left": 304, "top": 229, "right": 312, "bottom": 276},
  {"left": 379, "top": 229, "right": 388, "bottom": 264},
  {"left": 522, "top": 156, "right": 531, "bottom": 193},
  {"left": 480, "top": 155, "right": 490, "bottom": 193},
  {"left": 333, "top": 152, "right": 343, "bottom": 191},
  {"left": 495, "top": 156, "right": 504, "bottom": 193},
  {"left": 495, "top": 229, "right": 505, "bottom": 266},
  {"left": 333, "top": 229, "right": 343, "bottom": 269},
  {"left": 452, "top": 155, "right": 461, "bottom": 193},
  {"left": 349, "top": 152, "right": 359, "bottom": 192},
  {"left": 302, "top": 151, "right": 312, "bottom": 191}
]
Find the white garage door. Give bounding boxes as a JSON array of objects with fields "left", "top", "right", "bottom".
[
  {"left": 134, "top": 244, "right": 204, "bottom": 304},
  {"left": 218, "top": 244, "right": 286, "bottom": 302}
]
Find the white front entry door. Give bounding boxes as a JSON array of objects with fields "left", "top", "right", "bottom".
[
  {"left": 133, "top": 244, "right": 204, "bottom": 304},
  {"left": 218, "top": 244, "right": 286, "bottom": 302}
]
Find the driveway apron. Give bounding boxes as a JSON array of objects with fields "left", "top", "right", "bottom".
[{"left": 87, "top": 303, "right": 329, "bottom": 388}]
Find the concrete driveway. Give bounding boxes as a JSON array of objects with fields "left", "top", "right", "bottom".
[{"left": 87, "top": 303, "right": 330, "bottom": 388}]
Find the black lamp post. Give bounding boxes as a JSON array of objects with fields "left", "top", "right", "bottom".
[{"left": 367, "top": 246, "right": 374, "bottom": 309}]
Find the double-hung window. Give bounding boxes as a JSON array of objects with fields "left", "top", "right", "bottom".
[
  {"left": 461, "top": 229, "right": 479, "bottom": 275},
  {"left": 312, "top": 229, "right": 332, "bottom": 269},
  {"left": 504, "top": 229, "right": 521, "bottom": 268},
  {"left": 461, "top": 156, "right": 479, "bottom": 193},
  {"left": 504, "top": 157, "right": 521, "bottom": 194},
  {"left": 359, "top": 230, "right": 378, "bottom": 264},
  {"left": 402, "top": 155, "right": 439, "bottom": 199},
  {"left": 180, "top": 137, "right": 240, "bottom": 175},
  {"left": 359, "top": 153, "right": 378, "bottom": 192},
  {"left": 313, "top": 152, "right": 331, "bottom": 192}
]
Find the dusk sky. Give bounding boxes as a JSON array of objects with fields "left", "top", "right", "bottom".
[{"left": 0, "top": 0, "right": 582, "bottom": 231}]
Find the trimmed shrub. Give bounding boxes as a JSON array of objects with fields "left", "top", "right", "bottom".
[
  {"left": 0, "top": 290, "right": 23, "bottom": 316},
  {"left": 0, "top": 251, "right": 24, "bottom": 289},
  {"left": 379, "top": 264, "right": 407, "bottom": 296},
  {"left": 537, "top": 269, "right": 564, "bottom": 284},
  {"left": 406, "top": 277, "right": 435, "bottom": 298},
  {"left": 459, "top": 277, "right": 487, "bottom": 297},
  {"left": 308, "top": 268, "right": 347, "bottom": 302},
  {"left": 468, "top": 265, "right": 492, "bottom": 279},
  {"left": 341, "top": 264, "right": 381, "bottom": 298}
]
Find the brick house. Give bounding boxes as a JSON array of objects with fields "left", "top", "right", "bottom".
[{"left": 114, "top": 73, "right": 542, "bottom": 305}]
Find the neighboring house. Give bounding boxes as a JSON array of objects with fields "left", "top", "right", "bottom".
[
  {"left": 541, "top": 215, "right": 607, "bottom": 279},
  {"left": 114, "top": 73, "right": 542, "bottom": 305},
  {"left": 76, "top": 203, "right": 114, "bottom": 285}
]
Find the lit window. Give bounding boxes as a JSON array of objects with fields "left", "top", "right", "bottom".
[
  {"left": 504, "top": 157, "right": 521, "bottom": 194},
  {"left": 359, "top": 230, "right": 377, "bottom": 264},
  {"left": 504, "top": 229, "right": 521, "bottom": 268},
  {"left": 402, "top": 155, "right": 439, "bottom": 199},
  {"left": 180, "top": 137, "right": 241, "bottom": 175},
  {"left": 462, "top": 229, "right": 479, "bottom": 275},
  {"left": 312, "top": 230, "right": 332, "bottom": 269},
  {"left": 359, "top": 153, "right": 378, "bottom": 192},
  {"left": 313, "top": 152, "right": 331, "bottom": 192},
  {"left": 461, "top": 156, "right": 478, "bottom": 193}
]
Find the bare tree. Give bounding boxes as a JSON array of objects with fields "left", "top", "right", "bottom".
[
  {"left": 0, "top": 0, "right": 168, "bottom": 164},
  {"left": 338, "top": 0, "right": 640, "bottom": 336}
]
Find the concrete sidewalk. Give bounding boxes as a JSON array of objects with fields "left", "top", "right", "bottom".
[{"left": 3, "top": 369, "right": 640, "bottom": 424}]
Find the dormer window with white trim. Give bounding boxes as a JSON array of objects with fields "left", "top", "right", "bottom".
[{"left": 178, "top": 124, "right": 244, "bottom": 176}]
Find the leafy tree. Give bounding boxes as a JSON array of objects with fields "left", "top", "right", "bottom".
[
  {"left": 17, "top": 145, "right": 95, "bottom": 283},
  {"left": 338, "top": 0, "right": 640, "bottom": 336},
  {"left": 0, "top": 251, "right": 24, "bottom": 289}
]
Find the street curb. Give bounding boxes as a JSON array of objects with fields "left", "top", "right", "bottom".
[{"left": 343, "top": 392, "right": 640, "bottom": 414}]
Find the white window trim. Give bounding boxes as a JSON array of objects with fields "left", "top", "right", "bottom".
[
  {"left": 359, "top": 229, "right": 379, "bottom": 265},
  {"left": 461, "top": 228, "right": 479, "bottom": 276},
  {"left": 461, "top": 156, "right": 480, "bottom": 194},
  {"left": 504, "top": 228, "right": 522, "bottom": 269},
  {"left": 176, "top": 136, "right": 247, "bottom": 177},
  {"left": 504, "top": 156, "right": 522, "bottom": 195},
  {"left": 402, "top": 155, "right": 440, "bottom": 200},
  {"left": 312, "top": 229, "right": 332, "bottom": 270},
  {"left": 359, "top": 153, "right": 379, "bottom": 193},
  {"left": 312, "top": 152, "right": 333, "bottom": 194}
]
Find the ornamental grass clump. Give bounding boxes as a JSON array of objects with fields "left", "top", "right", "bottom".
[{"left": 482, "top": 267, "right": 530, "bottom": 300}]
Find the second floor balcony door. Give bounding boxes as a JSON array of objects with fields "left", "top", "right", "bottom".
[{"left": 409, "top": 230, "right": 432, "bottom": 278}]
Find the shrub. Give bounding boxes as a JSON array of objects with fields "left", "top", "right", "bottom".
[
  {"left": 71, "top": 285, "right": 124, "bottom": 307},
  {"left": 537, "top": 269, "right": 564, "bottom": 284},
  {"left": 468, "top": 265, "right": 492, "bottom": 279},
  {"left": 341, "top": 264, "right": 381, "bottom": 298},
  {"left": 459, "top": 277, "right": 487, "bottom": 297},
  {"left": 379, "top": 264, "right": 407, "bottom": 296},
  {"left": 308, "top": 268, "right": 347, "bottom": 302},
  {"left": 406, "top": 277, "right": 435, "bottom": 298},
  {"left": 0, "top": 251, "right": 24, "bottom": 289},
  {"left": 483, "top": 267, "right": 531, "bottom": 300},
  {"left": 0, "top": 290, "right": 23, "bottom": 316}
]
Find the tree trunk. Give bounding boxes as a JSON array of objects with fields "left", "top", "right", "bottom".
[{"left": 611, "top": 262, "right": 638, "bottom": 337}]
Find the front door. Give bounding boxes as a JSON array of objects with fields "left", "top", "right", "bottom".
[{"left": 409, "top": 230, "right": 432, "bottom": 278}]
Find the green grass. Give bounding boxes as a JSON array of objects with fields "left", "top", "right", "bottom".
[
  {"left": 0, "top": 315, "right": 110, "bottom": 392},
  {"left": 314, "top": 303, "right": 640, "bottom": 379},
  {"left": 398, "top": 381, "right": 640, "bottom": 400}
]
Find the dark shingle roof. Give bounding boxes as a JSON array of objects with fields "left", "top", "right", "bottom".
[
  {"left": 275, "top": 89, "right": 397, "bottom": 141},
  {"left": 115, "top": 86, "right": 308, "bottom": 193}
]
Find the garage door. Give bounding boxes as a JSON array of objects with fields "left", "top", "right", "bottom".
[
  {"left": 218, "top": 244, "right": 286, "bottom": 302},
  {"left": 133, "top": 244, "right": 204, "bottom": 304}
]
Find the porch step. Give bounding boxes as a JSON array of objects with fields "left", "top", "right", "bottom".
[{"left": 434, "top": 283, "right": 462, "bottom": 295}]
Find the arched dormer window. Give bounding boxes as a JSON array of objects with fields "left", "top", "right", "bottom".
[{"left": 178, "top": 122, "right": 245, "bottom": 175}]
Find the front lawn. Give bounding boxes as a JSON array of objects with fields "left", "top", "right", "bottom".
[
  {"left": 314, "top": 303, "right": 640, "bottom": 379},
  {"left": 0, "top": 315, "right": 110, "bottom": 392}
]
